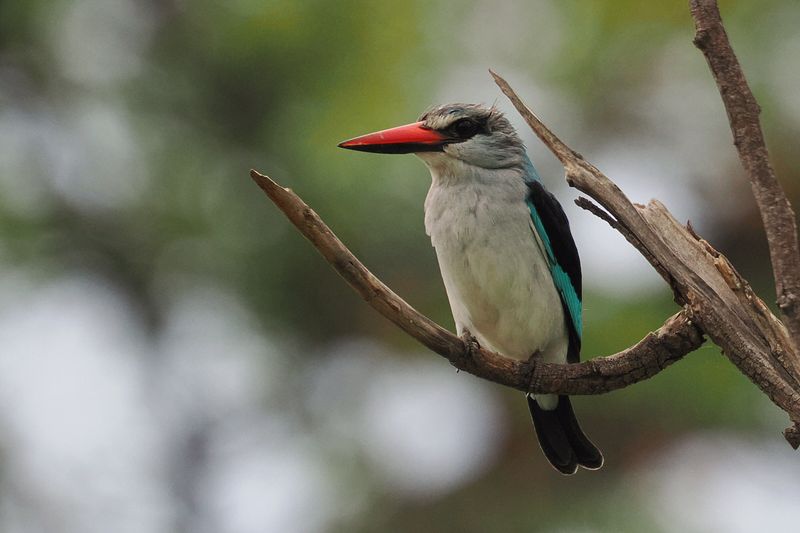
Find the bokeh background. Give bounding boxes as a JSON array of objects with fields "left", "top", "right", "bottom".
[{"left": 1, "top": 0, "right": 799, "bottom": 531}]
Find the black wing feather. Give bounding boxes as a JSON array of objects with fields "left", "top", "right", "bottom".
[{"left": 526, "top": 181, "right": 582, "bottom": 362}]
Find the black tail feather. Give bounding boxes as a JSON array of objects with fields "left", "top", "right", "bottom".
[{"left": 528, "top": 395, "right": 603, "bottom": 474}]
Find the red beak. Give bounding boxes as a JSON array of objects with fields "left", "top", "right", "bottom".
[{"left": 338, "top": 121, "right": 448, "bottom": 154}]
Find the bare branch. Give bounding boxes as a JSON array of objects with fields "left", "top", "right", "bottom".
[
  {"left": 492, "top": 72, "right": 800, "bottom": 443},
  {"left": 690, "top": 0, "right": 800, "bottom": 349},
  {"left": 251, "top": 1, "right": 800, "bottom": 447},
  {"left": 250, "top": 169, "right": 703, "bottom": 395},
  {"left": 490, "top": 70, "right": 580, "bottom": 169}
]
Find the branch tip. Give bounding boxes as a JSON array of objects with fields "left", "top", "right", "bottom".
[{"left": 784, "top": 423, "right": 800, "bottom": 450}]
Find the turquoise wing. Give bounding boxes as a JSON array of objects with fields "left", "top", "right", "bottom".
[{"left": 526, "top": 180, "right": 583, "bottom": 359}]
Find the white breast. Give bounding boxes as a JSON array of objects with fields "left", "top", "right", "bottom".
[{"left": 423, "top": 167, "right": 568, "bottom": 364}]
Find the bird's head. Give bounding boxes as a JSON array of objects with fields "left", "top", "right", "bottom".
[{"left": 338, "top": 104, "right": 529, "bottom": 174}]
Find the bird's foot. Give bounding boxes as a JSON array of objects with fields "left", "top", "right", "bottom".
[
  {"left": 525, "top": 349, "right": 542, "bottom": 365},
  {"left": 459, "top": 329, "right": 481, "bottom": 366},
  {"left": 523, "top": 350, "right": 542, "bottom": 396}
]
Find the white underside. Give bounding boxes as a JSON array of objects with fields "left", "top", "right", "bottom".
[{"left": 420, "top": 155, "right": 568, "bottom": 409}]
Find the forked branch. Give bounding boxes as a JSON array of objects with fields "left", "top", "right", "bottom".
[
  {"left": 490, "top": 1, "right": 800, "bottom": 445},
  {"left": 250, "top": 169, "right": 703, "bottom": 395},
  {"left": 251, "top": 0, "right": 800, "bottom": 448}
]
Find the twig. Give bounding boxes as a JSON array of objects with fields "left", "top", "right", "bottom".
[
  {"left": 574, "top": 196, "right": 675, "bottom": 289},
  {"left": 690, "top": 0, "right": 800, "bottom": 349},
  {"left": 250, "top": 169, "right": 703, "bottom": 395}
]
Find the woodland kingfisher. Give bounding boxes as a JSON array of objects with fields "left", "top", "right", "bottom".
[{"left": 338, "top": 103, "right": 602, "bottom": 474}]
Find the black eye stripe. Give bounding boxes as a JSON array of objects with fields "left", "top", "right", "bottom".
[{"left": 450, "top": 118, "right": 483, "bottom": 139}]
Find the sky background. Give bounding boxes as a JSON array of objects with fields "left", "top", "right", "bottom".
[{"left": 1, "top": 0, "right": 799, "bottom": 531}]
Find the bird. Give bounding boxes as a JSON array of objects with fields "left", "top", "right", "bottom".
[{"left": 338, "top": 103, "right": 602, "bottom": 474}]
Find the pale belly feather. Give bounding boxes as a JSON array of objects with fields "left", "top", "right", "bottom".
[{"left": 425, "top": 179, "right": 568, "bottom": 363}]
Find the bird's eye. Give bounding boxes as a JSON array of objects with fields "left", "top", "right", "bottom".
[{"left": 452, "top": 119, "right": 480, "bottom": 139}]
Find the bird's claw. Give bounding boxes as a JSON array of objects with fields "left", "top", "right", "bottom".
[
  {"left": 525, "top": 349, "right": 541, "bottom": 365},
  {"left": 524, "top": 350, "right": 541, "bottom": 395},
  {"left": 459, "top": 329, "right": 481, "bottom": 362}
]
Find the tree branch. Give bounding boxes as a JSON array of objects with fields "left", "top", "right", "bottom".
[
  {"left": 690, "top": 0, "right": 800, "bottom": 350},
  {"left": 250, "top": 0, "right": 800, "bottom": 448},
  {"left": 491, "top": 71, "right": 800, "bottom": 445},
  {"left": 250, "top": 169, "right": 703, "bottom": 395}
]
